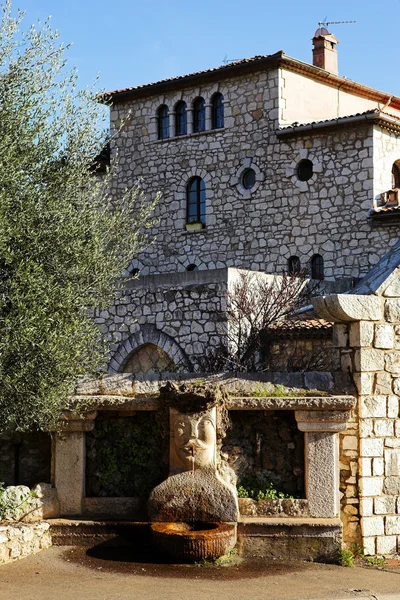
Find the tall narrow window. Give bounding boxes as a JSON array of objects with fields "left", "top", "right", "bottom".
[
  {"left": 288, "top": 256, "right": 301, "bottom": 275},
  {"left": 157, "top": 105, "right": 169, "bottom": 140},
  {"left": 392, "top": 161, "right": 400, "bottom": 188},
  {"left": 311, "top": 254, "right": 324, "bottom": 280},
  {"left": 193, "top": 97, "right": 206, "bottom": 133},
  {"left": 211, "top": 93, "right": 224, "bottom": 129},
  {"left": 175, "top": 101, "right": 187, "bottom": 136},
  {"left": 187, "top": 177, "right": 206, "bottom": 225}
]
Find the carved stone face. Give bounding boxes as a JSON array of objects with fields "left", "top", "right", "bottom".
[{"left": 170, "top": 407, "right": 216, "bottom": 473}]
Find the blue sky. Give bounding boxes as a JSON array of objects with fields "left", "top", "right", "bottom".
[{"left": 20, "top": 0, "right": 400, "bottom": 98}]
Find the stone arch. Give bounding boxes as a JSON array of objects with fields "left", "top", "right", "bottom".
[{"left": 109, "top": 324, "right": 193, "bottom": 374}]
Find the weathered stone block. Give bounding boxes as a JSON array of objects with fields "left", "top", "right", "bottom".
[
  {"left": 353, "top": 373, "right": 373, "bottom": 396},
  {"left": 388, "top": 396, "right": 399, "bottom": 418},
  {"left": 333, "top": 324, "right": 348, "bottom": 348},
  {"left": 362, "top": 516, "right": 384, "bottom": 536},
  {"left": 361, "top": 438, "right": 383, "bottom": 457},
  {"left": 359, "top": 476, "right": 383, "bottom": 496},
  {"left": 360, "top": 458, "right": 372, "bottom": 477},
  {"left": 375, "top": 496, "right": 396, "bottom": 515},
  {"left": 350, "top": 321, "right": 374, "bottom": 348},
  {"left": 386, "top": 516, "right": 400, "bottom": 535},
  {"left": 373, "top": 457, "right": 384, "bottom": 476},
  {"left": 385, "top": 352, "right": 400, "bottom": 374},
  {"left": 375, "top": 372, "right": 393, "bottom": 396},
  {"left": 383, "top": 477, "right": 400, "bottom": 495},
  {"left": 385, "top": 299, "right": 400, "bottom": 323},
  {"left": 363, "top": 536, "right": 376, "bottom": 556},
  {"left": 374, "top": 419, "right": 394, "bottom": 437},
  {"left": 375, "top": 325, "right": 395, "bottom": 349},
  {"left": 377, "top": 535, "right": 397, "bottom": 555},
  {"left": 360, "top": 396, "right": 386, "bottom": 419},
  {"left": 385, "top": 449, "right": 400, "bottom": 476},
  {"left": 360, "top": 497, "right": 373, "bottom": 516},
  {"left": 355, "top": 348, "right": 385, "bottom": 372}
]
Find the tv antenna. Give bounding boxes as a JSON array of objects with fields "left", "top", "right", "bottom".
[
  {"left": 223, "top": 54, "right": 241, "bottom": 65},
  {"left": 318, "top": 19, "right": 356, "bottom": 27}
]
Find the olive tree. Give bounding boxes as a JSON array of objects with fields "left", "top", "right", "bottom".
[{"left": 0, "top": 2, "right": 157, "bottom": 432}]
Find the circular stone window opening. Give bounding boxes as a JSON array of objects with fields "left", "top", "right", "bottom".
[
  {"left": 297, "top": 159, "right": 313, "bottom": 182},
  {"left": 241, "top": 168, "right": 256, "bottom": 190}
]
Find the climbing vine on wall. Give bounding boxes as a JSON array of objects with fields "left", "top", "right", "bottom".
[{"left": 86, "top": 413, "right": 163, "bottom": 498}]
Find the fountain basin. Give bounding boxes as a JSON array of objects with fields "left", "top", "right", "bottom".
[{"left": 151, "top": 522, "right": 237, "bottom": 563}]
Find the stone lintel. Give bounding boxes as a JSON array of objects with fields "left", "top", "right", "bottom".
[
  {"left": 313, "top": 294, "right": 382, "bottom": 323},
  {"left": 58, "top": 411, "right": 98, "bottom": 432},
  {"left": 227, "top": 396, "right": 355, "bottom": 412},
  {"left": 295, "top": 410, "right": 351, "bottom": 432}
]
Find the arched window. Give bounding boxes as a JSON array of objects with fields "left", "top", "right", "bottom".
[
  {"left": 187, "top": 177, "right": 206, "bottom": 225},
  {"left": 175, "top": 101, "right": 187, "bottom": 136},
  {"left": 311, "top": 254, "right": 324, "bottom": 280},
  {"left": 392, "top": 161, "right": 400, "bottom": 188},
  {"left": 211, "top": 93, "right": 224, "bottom": 129},
  {"left": 193, "top": 97, "right": 206, "bottom": 133},
  {"left": 157, "top": 105, "right": 169, "bottom": 140},
  {"left": 288, "top": 256, "right": 301, "bottom": 275}
]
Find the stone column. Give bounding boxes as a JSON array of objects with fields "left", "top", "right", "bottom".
[
  {"left": 52, "top": 412, "right": 97, "bottom": 516},
  {"left": 187, "top": 108, "right": 193, "bottom": 135},
  {"left": 205, "top": 103, "right": 212, "bottom": 130},
  {"left": 170, "top": 112, "right": 176, "bottom": 138},
  {"left": 295, "top": 410, "right": 349, "bottom": 518}
]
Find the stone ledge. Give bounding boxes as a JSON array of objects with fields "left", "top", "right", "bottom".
[{"left": 0, "top": 522, "right": 51, "bottom": 564}]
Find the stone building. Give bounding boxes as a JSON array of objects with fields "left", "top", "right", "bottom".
[
  {"left": 97, "top": 26, "right": 400, "bottom": 373},
  {"left": 5, "top": 28, "right": 400, "bottom": 564}
]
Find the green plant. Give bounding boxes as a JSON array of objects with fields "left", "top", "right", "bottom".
[
  {"left": 366, "top": 556, "right": 386, "bottom": 566},
  {"left": 0, "top": 483, "right": 38, "bottom": 523},
  {"left": 338, "top": 548, "right": 355, "bottom": 567},
  {"left": 0, "top": 3, "right": 158, "bottom": 433},
  {"left": 237, "top": 474, "right": 294, "bottom": 501}
]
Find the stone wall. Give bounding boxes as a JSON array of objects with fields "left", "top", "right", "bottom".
[
  {"left": 99, "top": 269, "right": 229, "bottom": 373},
  {"left": 0, "top": 522, "right": 51, "bottom": 564},
  {"left": 313, "top": 251, "right": 400, "bottom": 555},
  {"left": 223, "top": 410, "right": 305, "bottom": 497},
  {"left": 0, "top": 432, "right": 51, "bottom": 488},
  {"left": 109, "top": 66, "right": 399, "bottom": 282}
]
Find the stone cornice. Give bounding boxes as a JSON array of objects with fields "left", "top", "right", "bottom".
[{"left": 312, "top": 294, "right": 383, "bottom": 323}]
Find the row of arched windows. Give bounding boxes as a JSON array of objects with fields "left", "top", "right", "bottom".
[
  {"left": 158, "top": 93, "right": 224, "bottom": 140},
  {"left": 288, "top": 254, "right": 324, "bottom": 280}
]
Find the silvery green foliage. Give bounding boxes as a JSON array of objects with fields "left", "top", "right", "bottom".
[
  {"left": 0, "top": 2, "right": 158, "bottom": 432},
  {"left": 0, "top": 484, "right": 37, "bottom": 522}
]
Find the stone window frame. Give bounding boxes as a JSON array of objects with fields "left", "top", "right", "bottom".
[
  {"left": 176, "top": 168, "right": 212, "bottom": 231},
  {"left": 109, "top": 323, "right": 193, "bottom": 374},
  {"left": 150, "top": 86, "right": 228, "bottom": 143},
  {"left": 285, "top": 149, "right": 323, "bottom": 193},
  {"left": 231, "top": 158, "right": 264, "bottom": 199}
]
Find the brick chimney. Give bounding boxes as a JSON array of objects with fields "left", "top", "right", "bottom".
[{"left": 312, "top": 27, "right": 339, "bottom": 75}]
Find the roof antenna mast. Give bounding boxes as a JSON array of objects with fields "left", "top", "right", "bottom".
[{"left": 318, "top": 19, "right": 356, "bottom": 27}]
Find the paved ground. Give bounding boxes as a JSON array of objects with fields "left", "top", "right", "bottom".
[{"left": 1, "top": 547, "right": 400, "bottom": 600}]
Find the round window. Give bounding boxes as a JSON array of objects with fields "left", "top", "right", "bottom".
[
  {"left": 242, "top": 168, "right": 256, "bottom": 190},
  {"left": 297, "top": 159, "right": 313, "bottom": 182}
]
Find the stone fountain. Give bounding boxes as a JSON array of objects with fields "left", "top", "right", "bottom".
[{"left": 148, "top": 382, "right": 238, "bottom": 562}]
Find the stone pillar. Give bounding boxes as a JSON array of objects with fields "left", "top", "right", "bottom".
[
  {"left": 170, "top": 112, "right": 176, "bottom": 138},
  {"left": 295, "top": 410, "right": 349, "bottom": 518},
  {"left": 205, "top": 103, "right": 212, "bottom": 130},
  {"left": 187, "top": 108, "right": 193, "bottom": 135},
  {"left": 52, "top": 412, "right": 97, "bottom": 516}
]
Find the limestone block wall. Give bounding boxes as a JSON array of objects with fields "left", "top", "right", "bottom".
[
  {"left": 0, "top": 522, "right": 51, "bottom": 564},
  {"left": 321, "top": 287, "right": 400, "bottom": 555},
  {"left": 109, "top": 66, "right": 400, "bottom": 281},
  {"left": 96, "top": 270, "right": 231, "bottom": 373}
]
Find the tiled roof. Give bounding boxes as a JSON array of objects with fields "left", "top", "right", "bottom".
[
  {"left": 276, "top": 109, "right": 400, "bottom": 136},
  {"left": 100, "top": 52, "right": 400, "bottom": 109},
  {"left": 268, "top": 314, "right": 332, "bottom": 335},
  {"left": 100, "top": 52, "right": 284, "bottom": 100}
]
